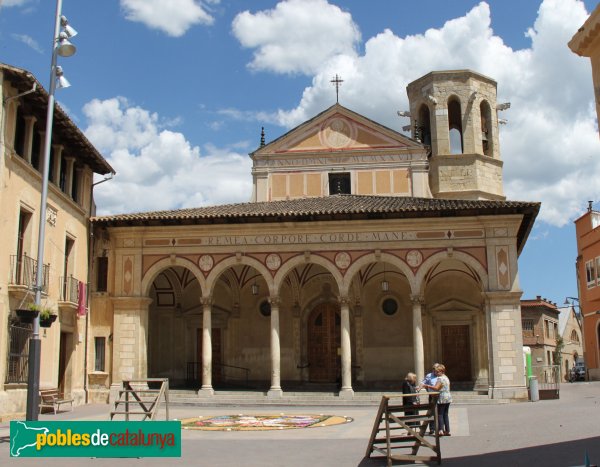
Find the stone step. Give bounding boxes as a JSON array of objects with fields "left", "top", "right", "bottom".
[
  {"left": 167, "top": 391, "right": 494, "bottom": 400},
  {"left": 163, "top": 391, "right": 509, "bottom": 406}
]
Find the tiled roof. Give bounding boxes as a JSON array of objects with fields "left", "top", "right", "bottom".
[
  {"left": 1, "top": 63, "right": 114, "bottom": 175},
  {"left": 92, "top": 194, "right": 540, "bottom": 251}
]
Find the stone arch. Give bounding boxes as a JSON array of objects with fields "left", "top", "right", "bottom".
[
  {"left": 274, "top": 254, "right": 343, "bottom": 296},
  {"left": 417, "top": 103, "right": 432, "bottom": 146},
  {"left": 206, "top": 255, "right": 274, "bottom": 297},
  {"left": 142, "top": 256, "right": 207, "bottom": 297},
  {"left": 447, "top": 95, "right": 463, "bottom": 154},
  {"left": 480, "top": 99, "right": 493, "bottom": 157},
  {"left": 342, "top": 252, "right": 417, "bottom": 296},
  {"left": 415, "top": 250, "right": 488, "bottom": 296}
]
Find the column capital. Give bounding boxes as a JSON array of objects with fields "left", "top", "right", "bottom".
[
  {"left": 201, "top": 296, "right": 213, "bottom": 306},
  {"left": 338, "top": 296, "right": 350, "bottom": 306},
  {"left": 268, "top": 296, "right": 280, "bottom": 307},
  {"left": 482, "top": 290, "right": 522, "bottom": 305},
  {"left": 111, "top": 296, "right": 153, "bottom": 311},
  {"left": 410, "top": 294, "right": 425, "bottom": 305}
]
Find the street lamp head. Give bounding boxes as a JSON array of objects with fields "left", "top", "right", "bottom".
[
  {"left": 57, "top": 32, "right": 76, "bottom": 57},
  {"left": 60, "top": 15, "right": 78, "bottom": 38},
  {"left": 55, "top": 66, "right": 70, "bottom": 89}
]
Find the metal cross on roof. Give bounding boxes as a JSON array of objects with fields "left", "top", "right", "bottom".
[{"left": 330, "top": 74, "right": 343, "bottom": 103}]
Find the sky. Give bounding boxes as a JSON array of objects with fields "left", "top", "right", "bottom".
[{"left": 1, "top": 0, "right": 598, "bottom": 305}]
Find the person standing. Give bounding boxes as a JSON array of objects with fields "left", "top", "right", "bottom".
[
  {"left": 418, "top": 363, "right": 440, "bottom": 435},
  {"left": 426, "top": 364, "right": 452, "bottom": 436},
  {"left": 402, "top": 372, "right": 418, "bottom": 427}
]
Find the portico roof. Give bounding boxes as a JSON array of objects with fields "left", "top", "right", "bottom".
[{"left": 93, "top": 194, "right": 539, "bottom": 253}]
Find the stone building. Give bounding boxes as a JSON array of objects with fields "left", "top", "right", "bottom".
[
  {"left": 0, "top": 63, "right": 114, "bottom": 415},
  {"left": 520, "top": 297, "right": 560, "bottom": 368},
  {"left": 557, "top": 305, "right": 584, "bottom": 381},
  {"left": 90, "top": 69, "right": 539, "bottom": 401}
]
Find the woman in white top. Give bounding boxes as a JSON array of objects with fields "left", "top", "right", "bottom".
[{"left": 425, "top": 363, "right": 452, "bottom": 436}]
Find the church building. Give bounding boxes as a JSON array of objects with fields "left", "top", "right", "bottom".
[{"left": 89, "top": 70, "right": 539, "bottom": 402}]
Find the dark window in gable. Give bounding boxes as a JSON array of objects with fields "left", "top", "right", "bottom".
[{"left": 328, "top": 172, "right": 351, "bottom": 195}]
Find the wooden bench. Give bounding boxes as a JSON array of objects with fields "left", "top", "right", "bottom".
[{"left": 39, "top": 389, "right": 74, "bottom": 414}]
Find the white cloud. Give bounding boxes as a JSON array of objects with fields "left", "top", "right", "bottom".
[
  {"left": 1, "top": 0, "right": 30, "bottom": 6},
  {"left": 83, "top": 97, "right": 251, "bottom": 215},
  {"left": 120, "top": 0, "right": 216, "bottom": 37},
  {"left": 232, "top": 0, "right": 360, "bottom": 75},
  {"left": 11, "top": 33, "right": 42, "bottom": 53},
  {"left": 240, "top": 0, "right": 598, "bottom": 227}
]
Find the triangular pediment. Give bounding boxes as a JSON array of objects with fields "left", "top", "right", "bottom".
[
  {"left": 428, "top": 298, "right": 481, "bottom": 313},
  {"left": 253, "top": 104, "right": 423, "bottom": 156}
]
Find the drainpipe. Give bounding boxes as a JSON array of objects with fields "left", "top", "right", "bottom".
[{"left": 84, "top": 173, "right": 114, "bottom": 403}]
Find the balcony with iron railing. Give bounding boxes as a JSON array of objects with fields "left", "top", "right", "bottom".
[
  {"left": 61, "top": 275, "right": 80, "bottom": 304},
  {"left": 9, "top": 254, "right": 49, "bottom": 301},
  {"left": 58, "top": 275, "right": 87, "bottom": 315}
]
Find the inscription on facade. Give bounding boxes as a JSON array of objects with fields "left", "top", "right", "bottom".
[
  {"left": 256, "top": 154, "right": 412, "bottom": 168},
  {"left": 195, "top": 230, "right": 466, "bottom": 247}
]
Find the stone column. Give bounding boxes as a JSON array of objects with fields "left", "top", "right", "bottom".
[
  {"left": 199, "top": 296, "right": 214, "bottom": 396},
  {"left": 483, "top": 290, "right": 527, "bottom": 400},
  {"left": 268, "top": 297, "right": 283, "bottom": 398},
  {"left": 23, "top": 116, "right": 36, "bottom": 163},
  {"left": 64, "top": 156, "right": 75, "bottom": 197},
  {"left": 51, "top": 144, "right": 63, "bottom": 184},
  {"left": 411, "top": 295, "right": 425, "bottom": 383},
  {"left": 339, "top": 297, "right": 354, "bottom": 399},
  {"left": 109, "top": 296, "right": 152, "bottom": 403}
]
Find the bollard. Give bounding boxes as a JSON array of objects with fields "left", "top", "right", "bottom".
[{"left": 529, "top": 376, "right": 539, "bottom": 402}]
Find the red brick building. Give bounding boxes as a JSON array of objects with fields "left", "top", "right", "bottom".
[{"left": 574, "top": 204, "right": 600, "bottom": 380}]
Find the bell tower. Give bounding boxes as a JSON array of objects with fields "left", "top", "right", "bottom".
[{"left": 406, "top": 70, "right": 505, "bottom": 200}]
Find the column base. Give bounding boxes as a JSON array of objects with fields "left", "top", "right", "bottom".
[
  {"left": 267, "top": 388, "right": 283, "bottom": 398},
  {"left": 339, "top": 388, "right": 354, "bottom": 400},
  {"left": 109, "top": 383, "right": 121, "bottom": 405},
  {"left": 489, "top": 385, "right": 527, "bottom": 400},
  {"left": 197, "top": 386, "right": 214, "bottom": 398}
]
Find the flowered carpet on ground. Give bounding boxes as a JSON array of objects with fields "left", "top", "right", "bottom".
[{"left": 180, "top": 414, "right": 352, "bottom": 431}]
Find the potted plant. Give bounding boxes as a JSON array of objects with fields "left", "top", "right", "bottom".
[
  {"left": 15, "top": 303, "right": 40, "bottom": 323},
  {"left": 15, "top": 304, "right": 57, "bottom": 326},
  {"left": 39, "top": 307, "right": 57, "bottom": 328}
]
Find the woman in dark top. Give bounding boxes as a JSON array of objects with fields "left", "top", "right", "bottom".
[{"left": 402, "top": 372, "right": 418, "bottom": 427}]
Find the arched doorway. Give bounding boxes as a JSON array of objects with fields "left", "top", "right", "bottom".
[
  {"left": 422, "top": 257, "right": 487, "bottom": 386},
  {"left": 308, "top": 303, "right": 341, "bottom": 383},
  {"left": 147, "top": 266, "right": 202, "bottom": 387}
]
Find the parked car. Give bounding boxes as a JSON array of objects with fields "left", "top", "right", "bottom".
[
  {"left": 575, "top": 361, "right": 586, "bottom": 380},
  {"left": 569, "top": 362, "right": 586, "bottom": 382}
]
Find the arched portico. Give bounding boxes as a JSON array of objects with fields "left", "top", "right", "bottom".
[
  {"left": 344, "top": 255, "right": 421, "bottom": 384},
  {"left": 142, "top": 256, "right": 207, "bottom": 297},
  {"left": 420, "top": 255, "right": 489, "bottom": 388},
  {"left": 146, "top": 265, "right": 203, "bottom": 387}
]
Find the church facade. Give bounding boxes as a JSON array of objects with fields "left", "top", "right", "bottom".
[{"left": 90, "top": 70, "right": 539, "bottom": 401}]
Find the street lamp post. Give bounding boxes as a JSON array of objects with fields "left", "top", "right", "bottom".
[{"left": 26, "top": 0, "right": 77, "bottom": 421}]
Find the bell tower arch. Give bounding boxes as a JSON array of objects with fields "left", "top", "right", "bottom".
[{"left": 407, "top": 70, "right": 505, "bottom": 200}]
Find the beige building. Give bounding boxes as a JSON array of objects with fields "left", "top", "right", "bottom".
[
  {"left": 0, "top": 63, "right": 113, "bottom": 415},
  {"left": 91, "top": 69, "right": 539, "bottom": 402},
  {"left": 569, "top": 3, "right": 600, "bottom": 128},
  {"left": 558, "top": 305, "right": 584, "bottom": 381}
]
